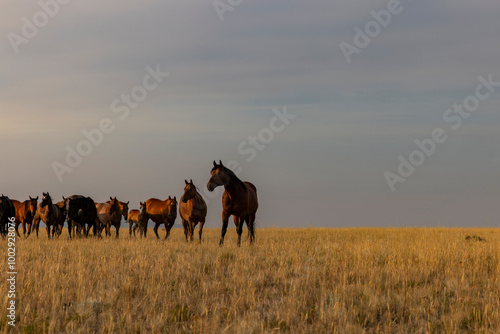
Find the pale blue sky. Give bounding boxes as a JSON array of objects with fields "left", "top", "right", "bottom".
[{"left": 1, "top": 0, "right": 500, "bottom": 228}]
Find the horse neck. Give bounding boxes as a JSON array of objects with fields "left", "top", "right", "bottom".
[
  {"left": 190, "top": 190, "right": 203, "bottom": 207},
  {"left": 45, "top": 199, "right": 53, "bottom": 213},
  {"left": 224, "top": 174, "right": 246, "bottom": 198}
]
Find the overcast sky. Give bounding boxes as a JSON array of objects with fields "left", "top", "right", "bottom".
[{"left": 1, "top": 0, "right": 500, "bottom": 228}]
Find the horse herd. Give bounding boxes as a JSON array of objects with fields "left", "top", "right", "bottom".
[{"left": 0, "top": 161, "right": 258, "bottom": 246}]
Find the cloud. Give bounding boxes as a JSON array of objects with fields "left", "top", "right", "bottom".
[{"left": 1, "top": 0, "right": 500, "bottom": 227}]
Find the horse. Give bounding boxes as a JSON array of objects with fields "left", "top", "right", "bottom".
[
  {"left": 0, "top": 195, "right": 15, "bottom": 239},
  {"left": 60, "top": 195, "right": 94, "bottom": 236},
  {"left": 207, "top": 160, "right": 258, "bottom": 246},
  {"left": 53, "top": 199, "right": 67, "bottom": 237},
  {"left": 11, "top": 196, "right": 38, "bottom": 238},
  {"left": 64, "top": 196, "right": 100, "bottom": 238},
  {"left": 32, "top": 192, "right": 66, "bottom": 239},
  {"left": 128, "top": 202, "right": 148, "bottom": 238},
  {"left": 145, "top": 196, "right": 177, "bottom": 239},
  {"left": 180, "top": 179, "right": 207, "bottom": 242},
  {"left": 95, "top": 197, "right": 124, "bottom": 238}
]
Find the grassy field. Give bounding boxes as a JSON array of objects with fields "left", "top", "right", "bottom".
[{"left": 1, "top": 228, "right": 499, "bottom": 333}]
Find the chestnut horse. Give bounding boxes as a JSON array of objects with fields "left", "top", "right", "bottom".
[
  {"left": 145, "top": 197, "right": 177, "bottom": 239},
  {"left": 33, "top": 192, "right": 66, "bottom": 239},
  {"left": 128, "top": 202, "right": 148, "bottom": 238},
  {"left": 207, "top": 161, "right": 258, "bottom": 246},
  {"left": 11, "top": 196, "right": 38, "bottom": 238},
  {"left": 180, "top": 179, "right": 207, "bottom": 242},
  {"left": 95, "top": 197, "right": 125, "bottom": 238}
]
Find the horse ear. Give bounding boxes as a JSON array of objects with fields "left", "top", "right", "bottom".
[
  {"left": 29, "top": 196, "right": 33, "bottom": 200},
  {"left": 174, "top": 196, "right": 176, "bottom": 201},
  {"left": 126, "top": 201, "right": 129, "bottom": 205},
  {"left": 190, "top": 179, "right": 193, "bottom": 184},
  {"left": 213, "top": 160, "right": 217, "bottom": 167},
  {"left": 219, "top": 160, "right": 223, "bottom": 166},
  {"left": 35, "top": 196, "right": 38, "bottom": 200},
  {"left": 185, "top": 179, "right": 188, "bottom": 185},
  {"left": 110, "top": 196, "right": 113, "bottom": 200},
  {"left": 168, "top": 196, "right": 171, "bottom": 200}
]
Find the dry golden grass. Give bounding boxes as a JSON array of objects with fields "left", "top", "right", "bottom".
[{"left": 1, "top": 228, "right": 499, "bottom": 333}]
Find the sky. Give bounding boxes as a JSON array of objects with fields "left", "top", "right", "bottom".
[{"left": 1, "top": 0, "right": 500, "bottom": 228}]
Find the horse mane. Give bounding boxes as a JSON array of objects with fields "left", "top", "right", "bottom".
[
  {"left": 224, "top": 167, "right": 246, "bottom": 189},
  {"left": 212, "top": 163, "right": 246, "bottom": 189}
]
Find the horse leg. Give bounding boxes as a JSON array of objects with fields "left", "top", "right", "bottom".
[
  {"left": 129, "top": 221, "right": 133, "bottom": 238},
  {"left": 219, "top": 212, "right": 230, "bottom": 246},
  {"left": 198, "top": 221, "right": 204, "bottom": 243},
  {"left": 27, "top": 221, "right": 34, "bottom": 238},
  {"left": 165, "top": 221, "right": 174, "bottom": 240},
  {"left": 190, "top": 221, "right": 196, "bottom": 242},
  {"left": 153, "top": 223, "right": 160, "bottom": 239},
  {"left": 182, "top": 219, "right": 189, "bottom": 242},
  {"left": 68, "top": 221, "right": 72, "bottom": 239},
  {"left": 115, "top": 221, "right": 120, "bottom": 238},
  {"left": 15, "top": 221, "right": 21, "bottom": 238},
  {"left": 248, "top": 213, "right": 256, "bottom": 244},
  {"left": 235, "top": 216, "right": 244, "bottom": 247},
  {"left": 46, "top": 224, "right": 51, "bottom": 239}
]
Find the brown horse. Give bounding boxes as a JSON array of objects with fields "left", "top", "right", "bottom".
[
  {"left": 95, "top": 197, "right": 124, "bottom": 238},
  {"left": 54, "top": 199, "right": 66, "bottom": 237},
  {"left": 145, "top": 197, "right": 177, "bottom": 239},
  {"left": 180, "top": 179, "right": 207, "bottom": 242},
  {"left": 11, "top": 196, "right": 38, "bottom": 238},
  {"left": 128, "top": 202, "right": 148, "bottom": 238},
  {"left": 33, "top": 192, "right": 66, "bottom": 239},
  {"left": 207, "top": 161, "right": 258, "bottom": 246}
]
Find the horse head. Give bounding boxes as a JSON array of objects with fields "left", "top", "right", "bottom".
[{"left": 207, "top": 160, "right": 230, "bottom": 192}]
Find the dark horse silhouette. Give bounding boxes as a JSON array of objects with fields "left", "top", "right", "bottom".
[
  {"left": 64, "top": 196, "right": 100, "bottom": 238},
  {"left": 207, "top": 161, "right": 258, "bottom": 246},
  {"left": 0, "top": 195, "right": 15, "bottom": 239}
]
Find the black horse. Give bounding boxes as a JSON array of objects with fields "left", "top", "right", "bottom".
[
  {"left": 64, "top": 196, "right": 100, "bottom": 238},
  {"left": 0, "top": 195, "right": 15, "bottom": 239}
]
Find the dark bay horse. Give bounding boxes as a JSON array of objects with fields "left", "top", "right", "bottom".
[
  {"left": 0, "top": 195, "right": 15, "bottom": 239},
  {"left": 64, "top": 196, "right": 100, "bottom": 238},
  {"left": 128, "top": 202, "right": 148, "bottom": 238},
  {"left": 145, "top": 197, "right": 177, "bottom": 239},
  {"left": 11, "top": 196, "right": 38, "bottom": 237},
  {"left": 180, "top": 179, "right": 207, "bottom": 242},
  {"left": 33, "top": 192, "right": 65, "bottom": 239},
  {"left": 95, "top": 197, "right": 124, "bottom": 238},
  {"left": 207, "top": 161, "right": 258, "bottom": 246}
]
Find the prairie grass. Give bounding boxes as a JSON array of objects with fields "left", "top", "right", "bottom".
[{"left": 1, "top": 228, "right": 499, "bottom": 333}]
